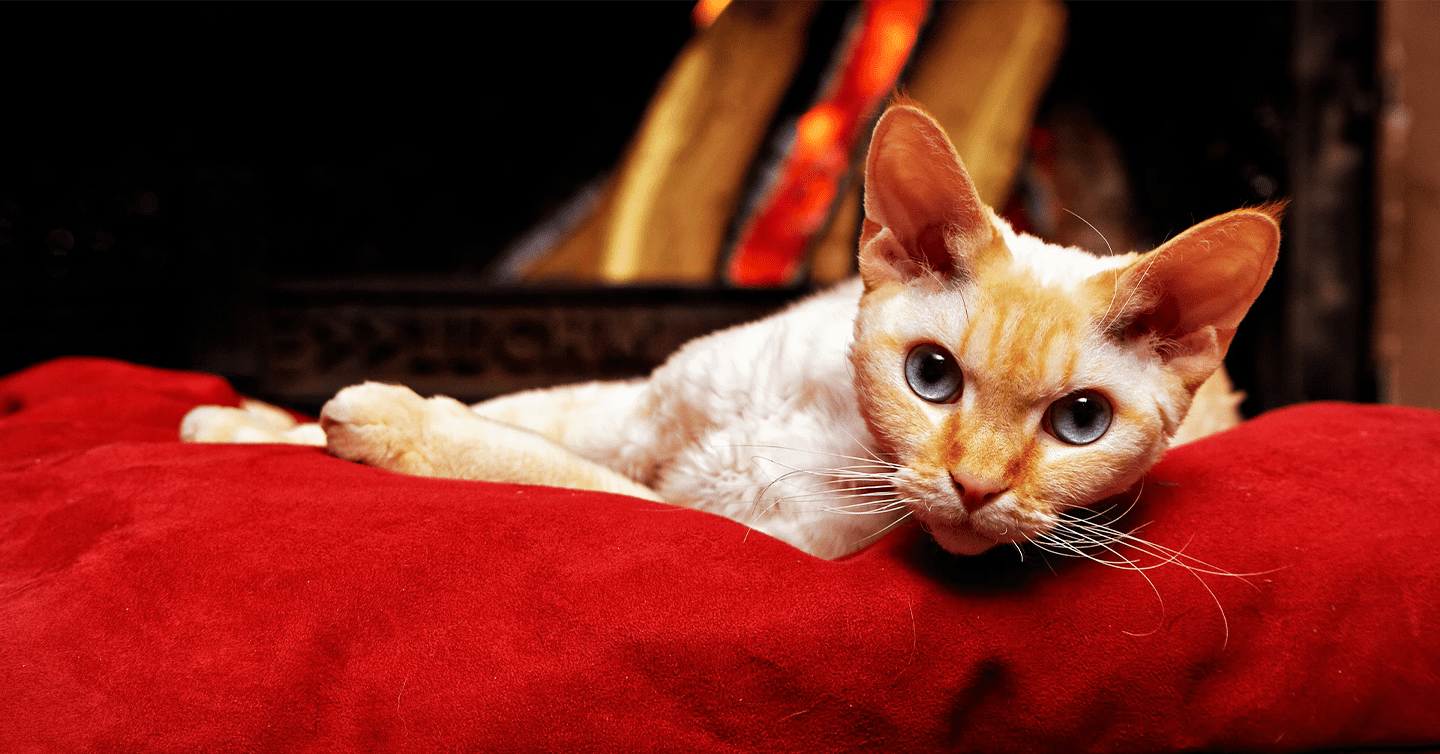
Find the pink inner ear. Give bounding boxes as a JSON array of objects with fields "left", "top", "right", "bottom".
[
  {"left": 1128, "top": 296, "right": 1182, "bottom": 341},
  {"left": 859, "top": 106, "right": 989, "bottom": 285},
  {"left": 1168, "top": 251, "right": 1268, "bottom": 334},
  {"left": 1115, "top": 209, "right": 1281, "bottom": 350},
  {"left": 914, "top": 224, "right": 954, "bottom": 277}
]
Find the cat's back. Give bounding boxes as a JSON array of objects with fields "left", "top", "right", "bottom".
[
  {"left": 624, "top": 279, "right": 881, "bottom": 546},
  {"left": 648, "top": 278, "right": 865, "bottom": 419}
]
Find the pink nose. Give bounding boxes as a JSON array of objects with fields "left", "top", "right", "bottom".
[{"left": 951, "top": 469, "right": 1007, "bottom": 512}]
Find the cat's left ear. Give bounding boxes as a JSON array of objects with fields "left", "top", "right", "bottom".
[
  {"left": 858, "top": 105, "right": 997, "bottom": 290},
  {"left": 1107, "top": 207, "right": 1282, "bottom": 385}
]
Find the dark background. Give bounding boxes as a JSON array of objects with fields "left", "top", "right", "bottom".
[{"left": 0, "top": 2, "right": 1377, "bottom": 413}]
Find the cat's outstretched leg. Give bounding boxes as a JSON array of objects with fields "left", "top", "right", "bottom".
[
  {"left": 181, "top": 400, "right": 326, "bottom": 446},
  {"left": 467, "top": 379, "right": 652, "bottom": 473},
  {"left": 320, "top": 382, "right": 662, "bottom": 501}
]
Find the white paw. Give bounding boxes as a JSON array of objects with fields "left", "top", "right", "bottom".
[
  {"left": 181, "top": 404, "right": 327, "bottom": 445},
  {"left": 320, "top": 382, "right": 437, "bottom": 474},
  {"left": 238, "top": 399, "right": 298, "bottom": 430},
  {"left": 181, "top": 405, "right": 282, "bottom": 443}
]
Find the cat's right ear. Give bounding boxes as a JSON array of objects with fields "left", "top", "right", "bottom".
[{"left": 858, "top": 105, "right": 995, "bottom": 290}]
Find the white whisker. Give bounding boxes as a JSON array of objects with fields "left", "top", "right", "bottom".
[
  {"left": 851, "top": 510, "right": 914, "bottom": 546},
  {"left": 1029, "top": 501, "right": 1280, "bottom": 649},
  {"left": 714, "top": 443, "right": 904, "bottom": 470},
  {"left": 1063, "top": 207, "right": 1115, "bottom": 256},
  {"left": 1106, "top": 248, "right": 1159, "bottom": 333}
]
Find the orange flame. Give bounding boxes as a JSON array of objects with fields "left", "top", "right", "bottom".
[
  {"left": 692, "top": 0, "right": 732, "bottom": 29},
  {"left": 726, "top": 0, "right": 931, "bottom": 287},
  {"left": 856, "top": 0, "right": 926, "bottom": 95},
  {"left": 794, "top": 104, "right": 843, "bottom": 162}
]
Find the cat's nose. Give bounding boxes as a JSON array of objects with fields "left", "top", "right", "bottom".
[{"left": 951, "top": 469, "right": 1006, "bottom": 512}]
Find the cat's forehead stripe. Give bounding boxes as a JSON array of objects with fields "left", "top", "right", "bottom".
[
  {"left": 945, "top": 221, "right": 1155, "bottom": 400},
  {"left": 966, "top": 274, "right": 1090, "bottom": 400}
]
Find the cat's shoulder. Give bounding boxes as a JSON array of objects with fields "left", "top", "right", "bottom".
[
  {"left": 650, "top": 279, "right": 862, "bottom": 402},
  {"left": 673, "top": 278, "right": 862, "bottom": 356}
]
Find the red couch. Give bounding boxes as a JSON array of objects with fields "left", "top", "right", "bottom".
[{"left": 3, "top": 357, "right": 1438, "bottom": 752}]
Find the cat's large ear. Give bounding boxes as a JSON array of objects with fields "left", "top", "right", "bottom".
[
  {"left": 1106, "top": 207, "right": 1281, "bottom": 385},
  {"left": 858, "top": 105, "right": 996, "bottom": 290}
]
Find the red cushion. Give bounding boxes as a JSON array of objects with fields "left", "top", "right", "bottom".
[{"left": 3, "top": 357, "right": 1439, "bottom": 752}]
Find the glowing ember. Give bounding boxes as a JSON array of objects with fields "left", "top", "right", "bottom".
[
  {"left": 857, "top": 2, "right": 923, "bottom": 95},
  {"left": 794, "top": 104, "right": 843, "bottom": 162},
  {"left": 692, "top": 0, "right": 732, "bottom": 29},
  {"left": 727, "top": 0, "right": 930, "bottom": 287}
]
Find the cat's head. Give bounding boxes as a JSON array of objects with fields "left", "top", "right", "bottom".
[{"left": 850, "top": 104, "right": 1280, "bottom": 555}]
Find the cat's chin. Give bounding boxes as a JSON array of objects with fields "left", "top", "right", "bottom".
[{"left": 926, "top": 522, "right": 999, "bottom": 556}]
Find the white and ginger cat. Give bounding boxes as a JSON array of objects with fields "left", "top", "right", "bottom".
[{"left": 182, "top": 104, "right": 1280, "bottom": 561}]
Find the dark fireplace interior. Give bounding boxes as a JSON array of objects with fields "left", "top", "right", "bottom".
[{"left": 1, "top": 2, "right": 1377, "bottom": 414}]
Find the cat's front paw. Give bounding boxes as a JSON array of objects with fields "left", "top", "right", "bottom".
[
  {"left": 320, "top": 382, "right": 439, "bottom": 475},
  {"left": 181, "top": 405, "right": 274, "bottom": 443},
  {"left": 181, "top": 402, "right": 325, "bottom": 446}
]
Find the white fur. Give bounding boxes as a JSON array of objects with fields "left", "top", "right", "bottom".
[
  {"left": 996, "top": 212, "right": 1138, "bottom": 290},
  {"left": 611, "top": 278, "right": 901, "bottom": 558}
]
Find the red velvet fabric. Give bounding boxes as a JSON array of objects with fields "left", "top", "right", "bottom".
[{"left": 3, "top": 357, "right": 1439, "bottom": 752}]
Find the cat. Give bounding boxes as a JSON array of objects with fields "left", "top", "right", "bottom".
[{"left": 182, "top": 103, "right": 1280, "bottom": 561}]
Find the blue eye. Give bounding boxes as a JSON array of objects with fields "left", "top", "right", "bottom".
[
  {"left": 1047, "top": 390, "right": 1113, "bottom": 445},
  {"left": 904, "top": 344, "right": 963, "bottom": 403}
]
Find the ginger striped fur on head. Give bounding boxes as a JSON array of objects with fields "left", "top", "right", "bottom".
[{"left": 849, "top": 104, "right": 1281, "bottom": 555}]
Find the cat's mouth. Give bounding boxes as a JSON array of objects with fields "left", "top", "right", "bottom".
[
  {"left": 895, "top": 476, "right": 1050, "bottom": 555},
  {"left": 921, "top": 515, "right": 1025, "bottom": 555},
  {"left": 915, "top": 507, "right": 1047, "bottom": 556},
  {"left": 923, "top": 519, "right": 1000, "bottom": 555}
]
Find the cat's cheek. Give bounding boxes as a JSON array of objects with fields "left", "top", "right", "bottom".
[
  {"left": 1042, "top": 432, "right": 1161, "bottom": 512},
  {"left": 853, "top": 376, "right": 934, "bottom": 459}
]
